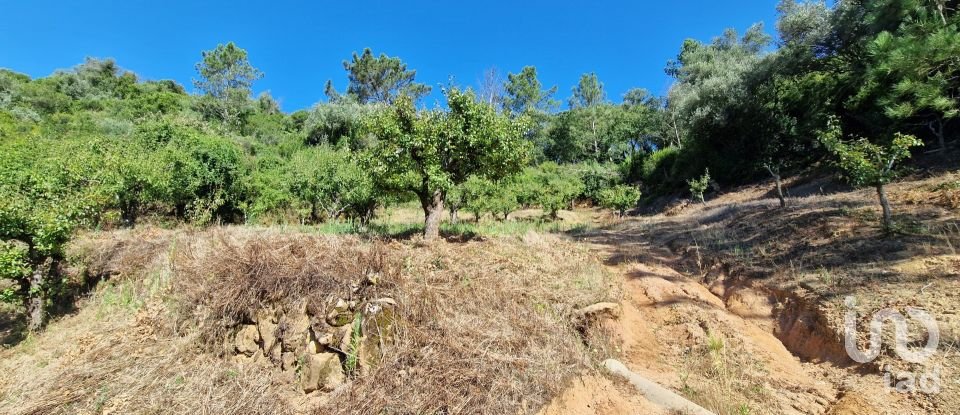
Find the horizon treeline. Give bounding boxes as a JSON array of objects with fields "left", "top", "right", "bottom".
[{"left": 1, "top": 0, "right": 958, "bottom": 329}]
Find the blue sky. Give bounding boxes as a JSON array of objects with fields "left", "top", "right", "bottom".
[{"left": 0, "top": 0, "right": 780, "bottom": 112}]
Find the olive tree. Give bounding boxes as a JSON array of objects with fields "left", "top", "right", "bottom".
[{"left": 364, "top": 89, "right": 530, "bottom": 240}]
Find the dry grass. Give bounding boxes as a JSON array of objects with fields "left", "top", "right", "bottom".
[
  {"left": 322, "top": 232, "right": 615, "bottom": 414},
  {"left": 1, "top": 229, "right": 289, "bottom": 415},
  {"left": 171, "top": 229, "right": 395, "bottom": 350},
  {"left": 678, "top": 332, "right": 770, "bottom": 415},
  {"left": 0, "top": 226, "right": 615, "bottom": 415}
]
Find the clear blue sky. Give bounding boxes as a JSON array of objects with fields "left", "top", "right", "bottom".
[{"left": 0, "top": 0, "right": 780, "bottom": 112}]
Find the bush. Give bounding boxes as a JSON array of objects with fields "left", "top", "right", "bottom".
[
  {"left": 687, "top": 168, "right": 711, "bottom": 204},
  {"left": 577, "top": 162, "right": 622, "bottom": 204},
  {"left": 287, "top": 147, "right": 377, "bottom": 224},
  {"left": 529, "top": 163, "right": 584, "bottom": 220},
  {"left": 641, "top": 146, "right": 680, "bottom": 183},
  {"left": 598, "top": 185, "right": 641, "bottom": 217}
]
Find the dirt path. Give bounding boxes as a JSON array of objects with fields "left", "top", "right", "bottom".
[{"left": 541, "top": 228, "right": 906, "bottom": 415}]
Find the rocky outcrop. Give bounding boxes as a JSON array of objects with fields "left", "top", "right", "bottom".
[
  {"left": 229, "top": 295, "right": 399, "bottom": 394},
  {"left": 301, "top": 352, "right": 345, "bottom": 393}
]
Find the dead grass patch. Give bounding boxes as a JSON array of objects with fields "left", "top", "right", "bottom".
[{"left": 2, "top": 226, "right": 615, "bottom": 415}]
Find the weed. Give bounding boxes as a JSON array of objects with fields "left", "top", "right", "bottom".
[{"left": 344, "top": 312, "right": 363, "bottom": 376}]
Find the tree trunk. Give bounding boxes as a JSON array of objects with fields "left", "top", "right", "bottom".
[
  {"left": 120, "top": 199, "right": 138, "bottom": 228},
  {"left": 671, "top": 112, "right": 683, "bottom": 149},
  {"left": 27, "top": 257, "right": 52, "bottom": 332},
  {"left": 421, "top": 190, "right": 444, "bottom": 241},
  {"left": 774, "top": 175, "right": 786, "bottom": 208},
  {"left": 765, "top": 165, "right": 786, "bottom": 208},
  {"left": 449, "top": 207, "right": 459, "bottom": 225},
  {"left": 876, "top": 183, "right": 893, "bottom": 230},
  {"left": 929, "top": 119, "right": 946, "bottom": 151}
]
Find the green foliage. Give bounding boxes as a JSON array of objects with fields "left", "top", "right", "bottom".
[
  {"left": 626, "top": 146, "right": 683, "bottom": 192},
  {"left": 687, "top": 169, "right": 711, "bottom": 203},
  {"left": 503, "top": 66, "right": 558, "bottom": 115},
  {"left": 598, "top": 185, "right": 641, "bottom": 217},
  {"left": 364, "top": 89, "right": 531, "bottom": 195},
  {"left": 457, "top": 176, "right": 521, "bottom": 222},
  {"left": 528, "top": 163, "right": 584, "bottom": 219},
  {"left": 865, "top": 14, "right": 960, "bottom": 148},
  {"left": 569, "top": 72, "right": 606, "bottom": 109},
  {"left": 576, "top": 162, "right": 622, "bottom": 203},
  {"left": 303, "top": 101, "right": 379, "bottom": 148},
  {"left": 362, "top": 88, "right": 530, "bottom": 237},
  {"left": 336, "top": 48, "right": 431, "bottom": 104},
  {"left": 193, "top": 42, "right": 262, "bottom": 128},
  {"left": 0, "top": 240, "right": 30, "bottom": 303},
  {"left": 818, "top": 118, "right": 923, "bottom": 187},
  {"left": 193, "top": 42, "right": 262, "bottom": 100},
  {"left": 287, "top": 147, "right": 377, "bottom": 224}
]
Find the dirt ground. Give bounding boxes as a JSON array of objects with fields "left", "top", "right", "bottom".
[{"left": 542, "top": 172, "right": 960, "bottom": 414}]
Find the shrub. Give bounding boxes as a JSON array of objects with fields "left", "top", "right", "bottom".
[
  {"left": 530, "top": 163, "right": 584, "bottom": 220},
  {"left": 598, "top": 185, "right": 642, "bottom": 217},
  {"left": 641, "top": 146, "right": 680, "bottom": 183},
  {"left": 287, "top": 147, "right": 377, "bottom": 224},
  {"left": 577, "top": 162, "right": 622, "bottom": 204},
  {"left": 688, "top": 168, "right": 711, "bottom": 204}
]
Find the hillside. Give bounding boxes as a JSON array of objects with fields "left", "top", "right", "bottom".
[{"left": 2, "top": 170, "right": 957, "bottom": 414}]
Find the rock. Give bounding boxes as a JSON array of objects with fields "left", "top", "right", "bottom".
[
  {"left": 357, "top": 300, "right": 397, "bottom": 373},
  {"left": 306, "top": 338, "right": 321, "bottom": 354},
  {"left": 365, "top": 272, "right": 382, "bottom": 286},
  {"left": 358, "top": 336, "right": 381, "bottom": 373},
  {"left": 257, "top": 309, "right": 280, "bottom": 359},
  {"left": 300, "top": 353, "right": 345, "bottom": 393},
  {"left": 315, "top": 330, "right": 334, "bottom": 347},
  {"left": 337, "top": 325, "right": 355, "bottom": 354},
  {"left": 576, "top": 302, "right": 622, "bottom": 320},
  {"left": 326, "top": 299, "right": 354, "bottom": 327},
  {"left": 235, "top": 324, "right": 261, "bottom": 356},
  {"left": 281, "top": 352, "right": 297, "bottom": 372},
  {"left": 285, "top": 307, "right": 313, "bottom": 353}
]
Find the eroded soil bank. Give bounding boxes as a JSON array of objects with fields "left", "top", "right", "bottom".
[{"left": 544, "top": 174, "right": 959, "bottom": 414}]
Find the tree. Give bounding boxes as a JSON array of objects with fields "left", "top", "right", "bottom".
[
  {"left": 598, "top": 185, "right": 641, "bottom": 218},
  {"left": 363, "top": 89, "right": 531, "bottom": 240},
  {"left": 335, "top": 48, "right": 431, "bottom": 104},
  {"left": 503, "top": 66, "right": 558, "bottom": 115},
  {"left": 0, "top": 135, "right": 102, "bottom": 331},
  {"left": 193, "top": 42, "right": 263, "bottom": 128},
  {"left": 303, "top": 101, "right": 379, "bottom": 148},
  {"left": 776, "top": 0, "right": 831, "bottom": 49},
  {"left": 477, "top": 67, "right": 505, "bottom": 108},
  {"left": 688, "top": 169, "right": 711, "bottom": 205},
  {"left": 569, "top": 72, "right": 606, "bottom": 109},
  {"left": 819, "top": 118, "right": 923, "bottom": 230},
  {"left": 529, "top": 163, "right": 584, "bottom": 220},
  {"left": 665, "top": 25, "right": 773, "bottom": 183},
  {"left": 622, "top": 88, "right": 659, "bottom": 107},
  {"left": 287, "top": 147, "right": 376, "bottom": 224},
  {"left": 868, "top": 16, "right": 960, "bottom": 150}
]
